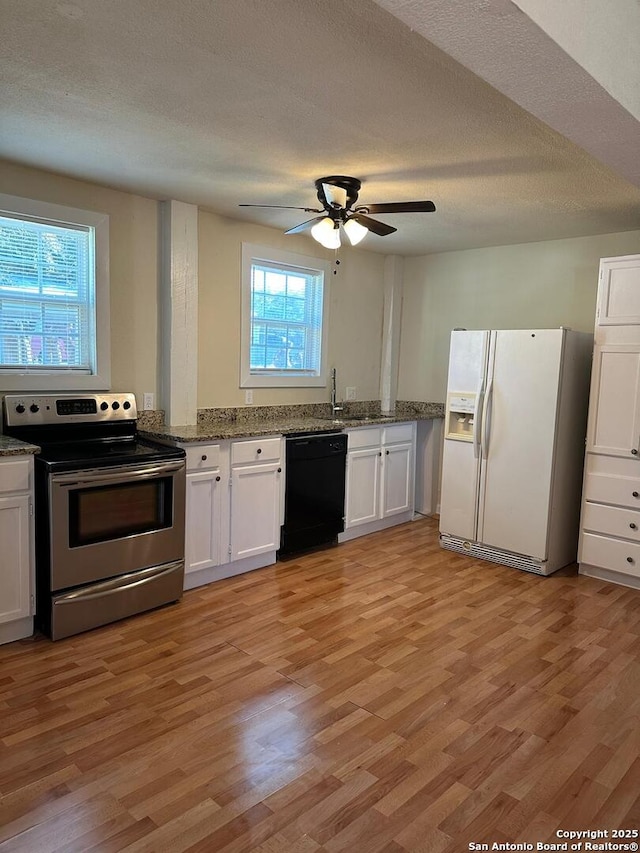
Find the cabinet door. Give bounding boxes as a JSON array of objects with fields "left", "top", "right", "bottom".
[
  {"left": 345, "top": 447, "right": 380, "bottom": 528},
  {"left": 185, "top": 469, "right": 223, "bottom": 573},
  {"left": 381, "top": 442, "right": 413, "bottom": 518},
  {"left": 587, "top": 345, "right": 640, "bottom": 458},
  {"left": 597, "top": 257, "right": 640, "bottom": 326},
  {"left": 230, "top": 463, "right": 281, "bottom": 560},
  {"left": 0, "top": 495, "right": 32, "bottom": 624}
]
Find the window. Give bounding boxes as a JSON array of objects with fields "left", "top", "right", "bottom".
[
  {"left": 241, "top": 244, "right": 330, "bottom": 387},
  {"left": 0, "top": 194, "right": 110, "bottom": 391}
]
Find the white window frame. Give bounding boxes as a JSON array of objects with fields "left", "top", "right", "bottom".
[
  {"left": 240, "top": 243, "right": 330, "bottom": 388},
  {"left": 0, "top": 193, "right": 110, "bottom": 391}
]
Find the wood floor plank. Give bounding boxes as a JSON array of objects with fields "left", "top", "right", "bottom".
[{"left": 1, "top": 517, "right": 639, "bottom": 851}]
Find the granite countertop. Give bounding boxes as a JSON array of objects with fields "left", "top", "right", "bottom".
[
  {"left": 0, "top": 435, "right": 40, "bottom": 457},
  {"left": 0, "top": 402, "right": 444, "bottom": 453},
  {"left": 140, "top": 404, "right": 444, "bottom": 444}
]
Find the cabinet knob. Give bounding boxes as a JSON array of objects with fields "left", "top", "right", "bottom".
[
  {"left": 277, "top": 467, "right": 282, "bottom": 473},
  {"left": 633, "top": 492, "right": 639, "bottom": 498},
  {"left": 631, "top": 523, "right": 638, "bottom": 530},
  {"left": 386, "top": 449, "right": 390, "bottom": 455},
  {"left": 378, "top": 451, "right": 382, "bottom": 456},
  {"left": 256, "top": 448, "right": 262, "bottom": 454},
  {"left": 632, "top": 449, "right": 638, "bottom": 455},
  {"left": 201, "top": 454, "right": 207, "bottom": 461},
  {"left": 627, "top": 556, "right": 634, "bottom": 564},
  {"left": 215, "top": 475, "right": 221, "bottom": 482}
]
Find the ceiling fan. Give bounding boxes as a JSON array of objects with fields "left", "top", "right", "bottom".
[{"left": 239, "top": 176, "right": 436, "bottom": 249}]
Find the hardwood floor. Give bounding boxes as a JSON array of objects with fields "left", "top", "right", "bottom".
[{"left": 1, "top": 516, "right": 639, "bottom": 852}]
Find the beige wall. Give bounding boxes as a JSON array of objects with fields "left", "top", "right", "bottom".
[
  {"left": 0, "top": 161, "right": 386, "bottom": 410},
  {"left": 197, "top": 210, "right": 386, "bottom": 408},
  {"left": 398, "top": 230, "right": 640, "bottom": 403},
  {"left": 0, "top": 160, "right": 159, "bottom": 402}
]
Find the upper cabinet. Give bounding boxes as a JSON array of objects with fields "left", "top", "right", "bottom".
[{"left": 596, "top": 256, "right": 640, "bottom": 341}]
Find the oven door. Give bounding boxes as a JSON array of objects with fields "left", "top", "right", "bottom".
[{"left": 48, "top": 459, "right": 186, "bottom": 591}]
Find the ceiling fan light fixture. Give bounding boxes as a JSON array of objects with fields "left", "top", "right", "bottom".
[
  {"left": 311, "top": 216, "right": 341, "bottom": 249},
  {"left": 343, "top": 217, "right": 368, "bottom": 246}
]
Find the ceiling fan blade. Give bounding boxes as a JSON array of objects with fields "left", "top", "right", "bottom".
[
  {"left": 239, "top": 204, "right": 323, "bottom": 212},
  {"left": 350, "top": 213, "right": 397, "bottom": 237},
  {"left": 322, "top": 183, "right": 348, "bottom": 209},
  {"left": 284, "top": 216, "right": 325, "bottom": 235},
  {"left": 357, "top": 200, "right": 436, "bottom": 214}
]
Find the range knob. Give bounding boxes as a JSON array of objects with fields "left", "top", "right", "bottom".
[
  {"left": 112, "top": 401, "right": 120, "bottom": 410},
  {"left": 123, "top": 400, "right": 131, "bottom": 410},
  {"left": 15, "top": 404, "right": 25, "bottom": 414},
  {"left": 29, "top": 404, "right": 39, "bottom": 413},
  {"left": 100, "top": 401, "right": 109, "bottom": 411}
]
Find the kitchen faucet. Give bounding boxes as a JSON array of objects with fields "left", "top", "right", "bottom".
[{"left": 330, "top": 367, "right": 343, "bottom": 416}]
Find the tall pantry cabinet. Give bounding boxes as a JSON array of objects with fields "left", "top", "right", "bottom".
[{"left": 579, "top": 254, "right": 640, "bottom": 589}]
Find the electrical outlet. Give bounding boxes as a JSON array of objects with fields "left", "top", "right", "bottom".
[
  {"left": 346, "top": 386, "right": 356, "bottom": 401},
  {"left": 245, "top": 389, "right": 254, "bottom": 405},
  {"left": 142, "top": 392, "right": 155, "bottom": 411}
]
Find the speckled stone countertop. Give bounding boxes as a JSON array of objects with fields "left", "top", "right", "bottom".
[
  {"left": 140, "top": 401, "right": 444, "bottom": 444},
  {"left": 0, "top": 435, "right": 39, "bottom": 457}
]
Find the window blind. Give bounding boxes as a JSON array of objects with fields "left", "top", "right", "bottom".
[
  {"left": 0, "top": 213, "right": 94, "bottom": 372},
  {"left": 249, "top": 260, "right": 324, "bottom": 375}
]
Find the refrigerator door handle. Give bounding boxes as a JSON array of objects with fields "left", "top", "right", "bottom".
[
  {"left": 473, "top": 389, "right": 485, "bottom": 459},
  {"left": 481, "top": 379, "right": 494, "bottom": 459}
]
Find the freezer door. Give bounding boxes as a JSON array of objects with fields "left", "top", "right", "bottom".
[
  {"left": 439, "top": 330, "right": 489, "bottom": 539},
  {"left": 477, "top": 329, "right": 564, "bottom": 559}
]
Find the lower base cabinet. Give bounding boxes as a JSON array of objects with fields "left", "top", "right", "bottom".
[
  {"left": 183, "top": 437, "right": 283, "bottom": 589},
  {"left": 340, "top": 422, "right": 416, "bottom": 542},
  {"left": 579, "top": 454, "right": 640, "bottom": 589},
  {"left": 0, "top": 456, "right": 35, "bottom": 645}
]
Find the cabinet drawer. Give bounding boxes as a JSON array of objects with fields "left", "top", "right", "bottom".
[
  {"left": 584, "top": 472, "right": 640, "bottom": 509},
  {"left": 582, "top": 501, "right": 640, "bottom": 541},
  {"left": 0, "top": 457, "right": 31, "bottom": 493},
  {"left": 231, "top": 437, "right": 281, "bottom": 465},
  {"left": 347, "top": 427, "right": 381, "bottom": 449},
  {"left": 383, "top": 422, "right": 414, "bottom": 444},
  {"left": 581, "top": 532, "right": 640, "bottom": 579},
  {"left": 185, "top": 444, "right": 221, "bottom": 471}
]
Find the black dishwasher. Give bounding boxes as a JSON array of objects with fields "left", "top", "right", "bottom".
[{"left": 279, "top": 432, "right": 348, "bottom": 556}]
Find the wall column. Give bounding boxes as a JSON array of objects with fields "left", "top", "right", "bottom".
[
  {"left": 380, "top": 255, "right": 404, "bottom": 413},
  {"left": 160, "top": 200, "right": 198, "bottom": 426}
]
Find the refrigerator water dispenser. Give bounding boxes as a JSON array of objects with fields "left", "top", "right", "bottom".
[{"left": 446, "top": 392, "right": 476, "bottom": 441}]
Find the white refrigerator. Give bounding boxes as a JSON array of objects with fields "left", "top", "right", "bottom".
[{"left": 439, "top": 328, "right": 591, "bottom": 575}]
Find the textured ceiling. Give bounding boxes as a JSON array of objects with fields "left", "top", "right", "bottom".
[{"left": 1, "top": 0, "right": 639, "bottom": 255}]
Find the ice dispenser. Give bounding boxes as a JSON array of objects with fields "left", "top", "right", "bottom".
[{"left": 446, "top": 393, "right": 476, "bottom": 441}]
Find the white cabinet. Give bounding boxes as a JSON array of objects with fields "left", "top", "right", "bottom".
[
  {"left": 596, "top": 255, "right": 640, "bottom": 327},
  {"left": 185, "top": 444, "right": 223, "bottom": 574},
  {"left": 345, "top": 445, "right": 380, "bottom": 527},
  {"left": 183, "top": 436, "right": 283, "bottom": 589},
  {"left": 381, "top": 440, "right": 414, "bottom": 517},
  {"left": 586, "top": 345, "right": 640, "bottom": 458},
  {"left": 0, "top": 456, "right": 34, "bottom": 644},
  {"left": 342, "top": 422, "right": 416, "bottom": 541},
  {"left": 579, "top": 254, "right": 640, "bottom": 589},
  {"left": 230, "top": 461, "right": 281, "bottom": 560}
]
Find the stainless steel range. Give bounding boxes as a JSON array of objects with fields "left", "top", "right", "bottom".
[{"left": 3, "top": 393, "right": 186, "bottom": 640}]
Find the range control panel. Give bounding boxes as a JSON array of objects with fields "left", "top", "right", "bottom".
[{"left": 3, "top": 393, "right": 138, "bottom": 427}]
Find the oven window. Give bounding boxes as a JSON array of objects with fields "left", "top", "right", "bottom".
[{"left": 69, "top": 478, "right": 173, "bottom": 546}]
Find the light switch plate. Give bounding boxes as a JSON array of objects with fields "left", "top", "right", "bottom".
[
  {"left": 245, "top": 389, "right": 254, "bottom": 404},
  {"left": 346, "top": 386, "right": 356, "bottom": 401},
  {"left": 142, "top": 392, "right": 155, "bottom": 410}
]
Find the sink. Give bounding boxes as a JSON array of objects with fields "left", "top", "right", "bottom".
[
  {"left": 317, "top": 414, "right": 396, "bottom": 424},
  {"left": 345, "top": 414, "right": 396, "bottom": 422}
]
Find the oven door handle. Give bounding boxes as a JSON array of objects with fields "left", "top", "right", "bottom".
[
  {"left": 51, "top": 460, "right": 185, "bottom": 487},
  {"left": 53, "top": 561, "right": 184, "bottom": 603}
]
